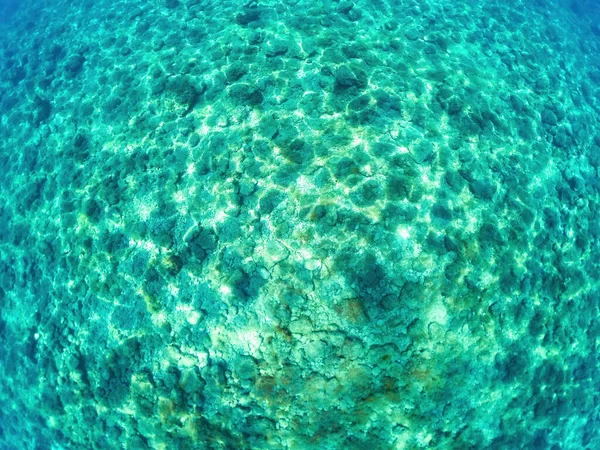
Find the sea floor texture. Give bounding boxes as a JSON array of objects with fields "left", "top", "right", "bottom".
[{"left": 1, "top": 0, "right": 600, "bottom": 448}]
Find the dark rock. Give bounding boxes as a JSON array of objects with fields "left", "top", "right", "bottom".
[
  {"left": 478, "top": 222, "right": 503, "bottom": 249},
  {"left": 350, "top": 180, "right": 383, "bottom": 207},
  {"left": 279, "top": 139, "right": 313, "bottom": 165},
  {"left": 264, "top": 40, "right": 288, "bottom": 57},
  {"left": 8, "top": 65, "right": 26, "bottom": 85},
  {"left": 229, "top": 83, "right": 263, "bottom": 106},
  {"left": 333, "top": 156, "right": 360, "bottom": 179},
  {"left": 334, "top": 65, "right": 366, "bottom": 91},
  {"left": 33, "top": 96, "right": 52, "bottom": 125},
  {"left": 541, "top": 109, "right": 558, "bottom": 126},
  {"left": 84, "top": 199, "right": 102, "bottom": 223},
  {"left": 258, "top": 114, "right": 278, "bottom": 139},
  {"left": 431, "top": 203, "right": 452, "bottom": 222},
  {"left": 236, "top": 8, "right": 261, "bottom": 25},
  {"left": 404, "top": 27, "right": 421, "bottom": 41},
  {"left": 372, "top": 90, "right": 401, "bottom": 116},
  {"left": 535, "top": 76, "right": 549, "bottom": 92},
  {"left": 458, "top": 111, "right": 482, "bottom": 135},
  {"left": 225, "top": 61, "right": 248, "bottom": 83},
  {"left": 342, "top": 43, "right": 368, "bottom": 59},
  {"left": 543, "top": 207, "right": 560, "bottom": 229},
  {"left": 165, "top": 76, "right": 204, "bottom": 115},
  {"left": 469, "top": 178, "right": 496, "bottom": 200},
  {"left": 348, "top": 107, "right": 383, "bottom": 126},
  {"left": 337, "top": 1, "right": 354, "bottom": 13},
  {"left": 510, "top": 94, "right": 525, "bottom": 113},
  {"left": 445, "top": 170, "right": 466, "bottom": 193},
  {"left": 348, "top": 95, "right": 370, "bottom": 111},
  {"left": 347, "top": 8, "right": 362, "bottom": 21},
  {"left": 259, "top": 190, "right": 285, "bottom": 214},
  {"left": 248, "top": 31, "right": 264, "bottom": 45},
  {"left": 552, "top": 128, "right": 569, "bottom": 148},
  {"left": 437, "top": 35, "right": 449, "bottom": 52},
  {"left": 65, "top": 54, "right": 86, "bottom": 76},
  {"left": 517, "top": 118, "right": 536, "bottom": 140},
  {"left": 547, "top": 101, "right": 566, "bottom": 121},
  {"left": 386, "top": 174, "right": 412, "bottom": 200},
  {"left": 447, "top": 96, "right": 463, "bottom": 115},
  {"left": 412, "top": 141, "right": 435, "bottom": 164}
]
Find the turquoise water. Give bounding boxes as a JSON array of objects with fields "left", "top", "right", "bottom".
[{"left": 1, "top": 0, "right": 600, "bottom": 448}]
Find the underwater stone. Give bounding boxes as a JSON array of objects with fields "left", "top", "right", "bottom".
[
  {"left": 348, "top": 94, "right": 370, "bottom": 111},
  {"left": 547, "top": 100, "right": 566, "bottom": 121},
  {"left": 225, "top": 61, "right": 248, "bottom": 83},
  {"left": 334, "top": 65, "right": 363, "bottom": 90},
  {"left": 348, "top": 107, "right": 382, "bottom": 126},
  {"left": 444, "top": 170, "right": 466, "bottom": 193},
  {"left": 510, "top": 94, "right": 526, "bottom": 113},
  {"left": 332, "top": 156, "right": 361, "bottom": 179},
  {"left": 386, "top": 174, "right": 412, "bottom": 200},
  {"left": 33, "top": 96, "right": 52, "bottom": 125},
  {"left": 541, "top": 109, "right": 558, "bottom": 126},
  {"left": 259, "top": 190, "right": 285, "bottom": 214},
  {"left": 370, "top": 142, "right": 395, "bottom": 158},
  {"left": 446, "top": 96, "right": 463, "bottom": 115},
  {"left": 412, "top": 140, "right": 435, "bottom": 164},
  {"left": 346, "top": 8, "right": 362, "bottom": 21},
  {"left": 383, "top": 203, "right": 418, "bottom": 226},
  {"left": 516, "top": 117, "right": 536, "bottom": 140},
  {"left": 552, "top": 128, "right": 569, "bottom": 148},
  {"left": 248, "top": 31, "right": 264, "bottom": 45},
  {"left": 165, "top": 76, "right": 203, "bottom": 114},
  {"left": 431, "top": 203, "right": 453, "bottom": 222},
  {"left": 404, "top": 27, "right": 421, "bottom": 41},
  {"left": 478, "top": 223, "right": 503, "bottom": 249},
  {"left": 272, "top": 118, "right": 298, "bottom": 146},
  {"left": 341, "top": 43, "right": 368, "bottom": 59},
  {"left": 543, "top": 207, "right": 560, "bottom": 229},
  {"left": 228, "top": 83, "right": 263, "bottom": 106},
  {"left": 436, "top": 35, "right": 450, "bottom": 52},
  {"left": 337, "top": 1, "right": 354, "bottom": 13},
  {"left": 535, "top": 76, "right": 550, "bottom": 92},
  {"left": 372, "top": 89, "right": 402, "bottom": 115},
  {"left": 263, "top": 240, "right": 289, "bottom": 266},
  {"left": 64, "top": 54, "right": 86, "bottom": 76},
  {"left": 469, "top": 178, "right": 497, "bottom": 200},
  {"left": 84, "top": 199, "right": 102, "bottom": 223},
  {"left": 236, "top": 7, "right": 261, "bottom": 25},
  {"left": 350, "top": 179, "right": 383, "bottom": 207},
  {"left": 279, "top": 139, "right": 314, "bottom": 165},
  {"left": 188, "top": 227, "right": 218, "bottom": 253},
  {"left": 8, "top": 65, "right": 26, "bottom": 85},
  {"left": 188, "top": 133, "right": 200, "bottom": 147},
  {"left": 258, "top": 115, "right": 278, "bottom": 140},
  {"left": 272, "top": 164, "right": 298, "bottom": 187},
  {"left": 264, "top": 39, "right": 289, "bottom": 57}
]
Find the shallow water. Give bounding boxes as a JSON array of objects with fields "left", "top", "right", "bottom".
[{"left": 0, "top": 0, "right": 599, "bottom": 448}]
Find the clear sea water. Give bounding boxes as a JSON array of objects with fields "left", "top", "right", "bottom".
[{"left": 1, "top": 0, "right": 600, "bottom": 448}]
